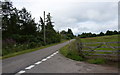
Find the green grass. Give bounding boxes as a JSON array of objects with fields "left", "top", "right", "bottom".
[
  {"left": 60, "top": 40, "right": 106, "bottom": 64},
  {"left": 81, "top": 35, "right": 119, "bottom": 51},
  {"left": 1, "top": 40, "right": 68, "bottom": 59},
  {"left": 87, "top": 58, "right": 106, "bottom": 64},
  {"left": 81, "top": 35, "right": 119, "bottom": 43},
  {"left": 95, "top": 48, "right": 117, "bottom": 51},
  {"left": 84, "top": 43, "right": 101, "bottom": 46},
  {"left": 108, "top": 43, "right": 119, "bottom": 46},
  {"left": 84, "top": 43, "right": 119, "bottom": 48},
  {"left": 60, "top": 41, "right": 84, "bottom": 61},
  {"left": 60, "top": 35, "right": 119, "bottom": 65},
  {"left": 59, "top": 44, "right": 69, "bottom": 56},
  {"left": 95, "top": 52, "right": 114, "bottom": 54},
  {"left": 81, "top": 35, "right": 119, "bottom": 61}
]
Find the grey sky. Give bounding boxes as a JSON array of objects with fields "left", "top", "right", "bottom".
[{"left": 11, "top": 0, "right": 119, "bottom": 35}]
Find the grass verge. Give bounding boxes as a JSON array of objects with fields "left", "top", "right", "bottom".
[
  {"left": 60, "top": 40, "right": 84, "bottom": 61},
  {"left": 87, "top": 58, "right": 106, "bottom": 64},
  {"left": 1, "top": 40, "right": 68, "bottom": 59}
]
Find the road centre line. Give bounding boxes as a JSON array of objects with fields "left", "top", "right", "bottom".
[
  {"left": 25, "top": 65, "right": 35, "bottom": 70},
  {"left": 17, "top": 51, "right": 59, "bottom": 74}
]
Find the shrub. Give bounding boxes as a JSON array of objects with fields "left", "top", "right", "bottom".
[{"left": 27, "top": 42, "right": 36, "bottom": 49}]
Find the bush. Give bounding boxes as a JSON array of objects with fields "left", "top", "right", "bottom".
[{"left": 28, "top": 42, "right": 37, "bottom": 49}]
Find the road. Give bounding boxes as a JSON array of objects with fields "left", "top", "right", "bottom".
[
  {"left": 2, "top": 39, "right": 74, "bottom": 74},
  {"left": 24, "top": 53, "right": 118, "bottom": 73},
  {"left": 2, "top": 39, "right": 118, "bottom": 74}
]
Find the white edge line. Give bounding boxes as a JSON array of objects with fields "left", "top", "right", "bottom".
[
  {"left": 53, "top": 53, "right": 57, "bottom": 55},
  {"left": 41, "top": 58, "right": 47, "bottom": 61},
  {"left": 35, "top": 61, "right": 42, "bottom": 65},
  {"left": 46, "top": 56, "right": 51, "bottom": 59},
  {"left": 50, "top": 54, "right": 54, "bottom": 57},
  {"left": 25, "top": 65, "right": 35, "bottom": 70},
  {"left": 18, "top": 70, "right": 26, "bottom": 74}
]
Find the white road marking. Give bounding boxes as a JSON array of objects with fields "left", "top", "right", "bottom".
[
  {"left": 50, "top": 51, "right": 58, "bottom": 57},
  {"left": 35, "top": 61, "right": 42, "bottom": 65},
  {"left": 53, "top": 53, "right": 57, "bottom": 55},
  {"left": 25, "top": 65, "right": 35, "bottom": 70},
  {"left": 53, "top": 51, "right": 58, "bottom": 54},
  {"left": 50, "top": 54, "right": 55, "bottom": 57},
  {"left": 18, "top": 70, "right": 26, "bottom": 74},
  {"left": 16, "top": 51, "right": 59, "bottom": 74},
  {"left": 56, "top": 51, "right": 58, "bottom": 53},
  {"left": 41, "top": 58, "right": 47, "bottom": 61},
  {"left": 46, "top": 56, "right": 51, "bottom": 59}
]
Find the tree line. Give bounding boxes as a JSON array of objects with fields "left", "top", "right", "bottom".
[
  {"left": 78, "top": 30, "right": 120, "bottom": 38},
  {"left": 60, "top": 28, "right": 74, "bottom": 40},
  {"left": 1, "top": 1, "right": 74, "bottom": 56}
]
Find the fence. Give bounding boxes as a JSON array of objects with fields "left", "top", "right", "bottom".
[{"left": 80, "top": 42, "right": 120, "bottom": 61}]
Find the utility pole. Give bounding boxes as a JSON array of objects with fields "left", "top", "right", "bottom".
[{"left": 43, "top": 11, "right": 46, "bottom": 45}]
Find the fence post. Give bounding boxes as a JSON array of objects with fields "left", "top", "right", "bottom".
[{"left": 76, "top": 38, "right": 84, "bottom": 58}]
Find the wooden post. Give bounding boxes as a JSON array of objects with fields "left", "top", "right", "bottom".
[{"left": 43, "top": 11, "right": 46, "bottom": 45}]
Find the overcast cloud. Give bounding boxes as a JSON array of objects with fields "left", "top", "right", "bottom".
[{"left": 11, "top": 0, "right": 119, "bottom": 35}]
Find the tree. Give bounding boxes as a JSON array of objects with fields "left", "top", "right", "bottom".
[
  {"left": 67, "top": 28, "right": 74, "bottom": 39},
  {"left": 39, "top": 17, "right": 44, "bottom": 31},
  {"left": 2, "top": 1, "right": 21, "bottom": 39},
  {"left": 18, "top": 8, "right": 37, "bottom": 35},
  {"left": 1, "top": 0, "right": 62, "bottom": 56},
  {"left": 99, "top": 32, "right": 104, "bottom": 36},
  {"left": 119, "top": 31, "right": 120, "bottom": 34},
  {"left": 60, "top": 29, "right": 74, "bottom": 39},
  {"left": 92, "top": 33, "right": 97, "bottom": 37},
  {"left": 105, "top": 30, "right": 114, "bottom": 35},
  {"left": 60, "top": 30, "right": 67, "bottom": 34},
  {"left": 113, "top": 30, "right": 118, "bottom": 34},
  {"left": 60, "top": 30, "right": 68, "bottom": 39},
  {"left": 39, "top": 13, "right": 61, "bottom": 44}
]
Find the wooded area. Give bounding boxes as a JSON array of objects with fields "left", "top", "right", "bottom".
[{"left": 1, "top": 1, "right": 74, "bottom": 56}]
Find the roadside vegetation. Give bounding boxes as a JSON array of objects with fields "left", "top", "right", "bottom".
[
  {"left": 1, "top": 1, "right": 74, "bottom": 58},
  {"left": 60, "top": 34, "right": 119, "bottom": 66},
  {"left": 60, "top": 40, "right": 84, "bottom": 61},
  {"left": 2, "top": 40, "right": 68, "bottom": 59}
]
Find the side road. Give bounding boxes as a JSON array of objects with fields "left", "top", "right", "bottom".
[{"left": 25, "top": 53, "right": 118, "bottom": 73}]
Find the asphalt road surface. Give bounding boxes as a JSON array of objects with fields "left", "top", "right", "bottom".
[
  {"left": 24, "top": 53, "right": 118, "bottom": 73},
  {"left": 2, "top": 39, "right": 74, "bottom": 74},
  {"left": 2, "top": 39, "right": 118, "bottom": 74}
]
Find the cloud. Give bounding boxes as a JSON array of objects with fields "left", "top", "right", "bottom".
[
  {"left": 52, "top": 2, "right": 118, "bottom": 35},
  {"left": 11, "top": 0, "right": 118, "bottom": 35}
]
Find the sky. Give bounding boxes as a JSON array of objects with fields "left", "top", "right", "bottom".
[{"left": 10, "top": 0, "right": 119, "bottom": 35}]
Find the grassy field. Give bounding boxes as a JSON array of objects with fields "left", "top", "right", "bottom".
[
  {"left": 81, "top": 35, "right": 118, "bottom": 43},
  {"left": 1, "top": 40, "right": 68, "bottom": 59},
  {"left": 60, "top": 35, "right": 119, "bottom": 65},
  {"left": 81, "top": 35, "right": 119, "bottom": 52}
]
